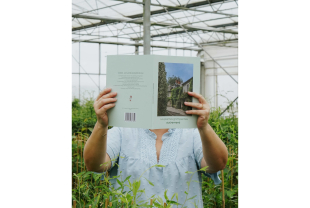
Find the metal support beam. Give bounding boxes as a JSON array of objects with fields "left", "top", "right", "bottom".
[
  {"left": 150, "top": 23, "right": 238, "bottom": 38},
  {"left": 157, "top": 2, "right": 238, "bottom": 84},
  {"left": 72, "top": 14, "right": 238, "bottom": 35},
  {"left": 126, "top": 0, "right": 232, "bottom": 18},
  {"left": 143, "top": 0, "right": 150, "bottom": 55},
  {"left": 113, "top": 0, "right": 237, "bottom": 17},
  {"left": 72, "top": 39, "right": 202, "bottom": 51}
]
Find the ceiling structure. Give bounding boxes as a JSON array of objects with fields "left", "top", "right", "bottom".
[
  {"left": 72, "top": 0, "right": 238, "bottom": 51},
  {"left": 72, "top": 0, "right": 238, "bottom": 113}
]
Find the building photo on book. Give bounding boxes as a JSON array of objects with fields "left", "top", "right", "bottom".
[
  {"left": 157, "top": 62, "right": 193, "bottom": 117},
  {"left": 157, "top": 62, "right": 193, "bottom": 116}
]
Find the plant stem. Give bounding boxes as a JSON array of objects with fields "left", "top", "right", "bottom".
[{"left": 221, "top": 170, "right": 225, "bottom": 208}]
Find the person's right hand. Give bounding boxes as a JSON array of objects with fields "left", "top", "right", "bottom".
[{"left": 93, "top": 88, "right": 117, "bottom": 127}]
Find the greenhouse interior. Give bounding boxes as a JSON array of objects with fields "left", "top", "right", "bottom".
[
  {"left": 72, "top": 0, "right": 238, "bottom": 117},
  {"left": 71, "top": 1, "right": 239, "bottom": 207}
]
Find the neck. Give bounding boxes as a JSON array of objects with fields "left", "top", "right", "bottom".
[{"left": 149, "top": 129, "right": 169, "bottom": 136}]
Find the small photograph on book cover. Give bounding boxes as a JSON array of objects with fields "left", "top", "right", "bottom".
[{"left": 157, "top": 62, "right": 193, "bottom": 117}]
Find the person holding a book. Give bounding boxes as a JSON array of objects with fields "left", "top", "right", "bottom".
[{"left": 83, "top": 87, "right": 228, "bottom": 207}]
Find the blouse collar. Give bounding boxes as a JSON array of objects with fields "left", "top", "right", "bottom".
[{"left": 143, "top": 128, "right": 176, "bottom": 139}]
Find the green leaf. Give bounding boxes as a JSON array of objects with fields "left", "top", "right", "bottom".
[
  {"left": 88, "top": 128, "right": 93, "bottom": 132},
  {"left": 199, "top": 166, "right": 209, "bottom": 172},
  {"left": 142, "top": 176, "right": 154, "bottom": 186},
  {"left": 186, "top": 181, "right": 190, "bottom": 187},
  {"left": 124, "top": 175, "right": 131, "bottom": 182},
  {"left": 120, "top": 197, "right": 127, "bottom": 203},
  {"left": 185, "top": 171, "right": 193, "bottom": 174},
  {"left": 184, "top": 191, "right": 188, "bottom": 195},
  {"left": 167, "top": 200, "right": 181, "bottom": 205},
  {"left": 117, "top": 179, "right": 122, "bottom": 187},
  {"left": 154, "top": 164, "right": 165, "bottom": 167},
  {"left": 157, "top": 196, "right": 164, "bottom": 206},
  {"left": 104, "top": 177, "right": 109, "bottom": 183},
  {"left": 187, "top": 195, "right": 197, "bottom": 201},
  {"left": 171, "top": 193, "right": 176, "bottom": 200},
  {"left": 164, "top": 189, "right": 168, "bottom": 201}
]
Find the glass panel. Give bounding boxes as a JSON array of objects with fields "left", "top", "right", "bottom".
[
  {"left": 80, "top": 74, "right": 100, "bottom": 101},
  {"left": 72, "top": 74, "right": 79, "bottom": 100},
  {"left": 184, "top": 50, "right": 191, "bottom": 57},
  {"left": 72, "top": 43, "right": 79, "bottom": 73},
  {"left": 191, "top": 50, "right": 198, "bottom": 57},
  {"left": 101, "top": 44, "right": 118, "bottom": 74},
  {"left": 152, "top": 48, "right": 168, "bottom": 55},
  {"left": 100, "top": 75, "right": 107, "bottom": 92},
  {"left": 80, "top": 43, "right": 99, "bottom": 74},
  {"left": 177, "top": 49, "right": 184, "bottom": 56},
  {"left": 170, "top": 49, "right": 176, "bottom": 56},
  {"left": 217, "top": 75, "right": 238, "bottom": 109},
  {"left": 118, "top": 45, "right": 134, "bottom": 55},
  {"left": 138, "top": 45, "right": 144, "bottom": 55}
]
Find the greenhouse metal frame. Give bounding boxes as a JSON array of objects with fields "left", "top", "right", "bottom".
[{"left": 72, "top": 0, "right": 238, "bottom": 115}]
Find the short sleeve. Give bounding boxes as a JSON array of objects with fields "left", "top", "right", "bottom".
[
  {"left": 193, "top": 128, "right": 222, "bottom": 185},
  {"left": 106, "top": 126, "right": 122, "bottom": 171}
]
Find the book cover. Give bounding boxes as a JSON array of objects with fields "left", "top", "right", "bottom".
[{"left": 106, "top": 55, "right": 200, "bottom": 129}]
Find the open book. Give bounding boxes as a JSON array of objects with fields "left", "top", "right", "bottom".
[{"left": 106, "top": 55, "right": 200, "bottom": 129}]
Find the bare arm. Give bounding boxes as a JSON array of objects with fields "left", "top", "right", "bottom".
[
  {"left": 185, "top": 91, "right": 228, "bottom": 173},
  {"left": 83, "top": 88, "right": 117, "bottom": 172},
  {"left": 199, "top": 123, "right": 228, "bottom": 173},
  {"left": 84, "top": 122, "right": 112, "bottom": 172}
]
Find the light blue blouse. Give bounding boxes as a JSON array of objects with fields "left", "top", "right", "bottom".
[{"left": 104, "top": 127, "right": 221, "bottom": 207}]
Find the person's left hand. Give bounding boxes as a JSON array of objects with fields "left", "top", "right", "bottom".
[{"left": 184, "top": 91, "right": 210, "bottom": 130}]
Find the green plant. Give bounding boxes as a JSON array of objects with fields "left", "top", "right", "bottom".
[
  {"left": 72, "top": 160, "right": 211, "bottom": 208},
  {"left": 72, "top": 98, "right": 238, "bottom": 208},
  {"left": 158, "top": 62, "right": 168, "bottom": 116},
  {"left": 72, "top": 98, "right": 113, "bottom": 135},
  {"left": 201, "top": 108, "right": 238, "bottom": 208},
  {"left": 167, "top": 75, "right": 183, "bottom": 86}
]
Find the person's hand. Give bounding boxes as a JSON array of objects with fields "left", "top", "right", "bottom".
[
  {"left": 93, "top": 88, "right": 117, "bottom": 128},
  {"left": 184, "top": 91, "right": 210, "bottom": 130}
]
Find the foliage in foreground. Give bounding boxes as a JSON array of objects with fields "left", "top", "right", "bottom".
[
  {"left": 72, "top": 160, "right": 209, "bottom": 208},
  {"left": 72, "top": 97, "right": 238, "bottom": 207}
]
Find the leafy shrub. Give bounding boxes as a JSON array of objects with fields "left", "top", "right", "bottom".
[
  {"left": 72, "top": 98, "right": 238, "bottom": 208},
  {"left": 73, "top": 160, "right": 208, "bottom": 208}
]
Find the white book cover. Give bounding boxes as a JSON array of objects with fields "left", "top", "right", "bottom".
[{"left": 106, "top": 55, "right": 200, "bottom": 129}]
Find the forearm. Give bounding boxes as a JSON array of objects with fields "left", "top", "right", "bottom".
[
  {"left": 83, "top": 121, "right": 109, "bottom": 172},
  {"left": 199, "top": 123, "right": 228, "bottom": 172}
]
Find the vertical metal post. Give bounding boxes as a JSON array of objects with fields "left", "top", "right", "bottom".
[
  {"left": 200, "top": 62, "right": 205, "bottom": 97},
  {"left": 79, "top": 42, "right": 80, "bottom": 100},
  {"left": 143, "top": 0, "right": 151, "bottom": 55},
  {"left": 168, "top": 37, "right": 170, "bottom": 56},
  {"left": 117, "top": 34, "right": 119, "bottom": 55},
  {"left": 214, "top": 61, "right": 218, "bottom": 109},
  {"left": 99, "top": 43, "right": 101, "bottom": 92},
  {"left": 135, "top": 40, "right": 139, "bottom": 55}
]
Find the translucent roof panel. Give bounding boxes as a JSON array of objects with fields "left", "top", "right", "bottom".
[{"left": 72, "top": 0, "right": 238, "bottom": 51}]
